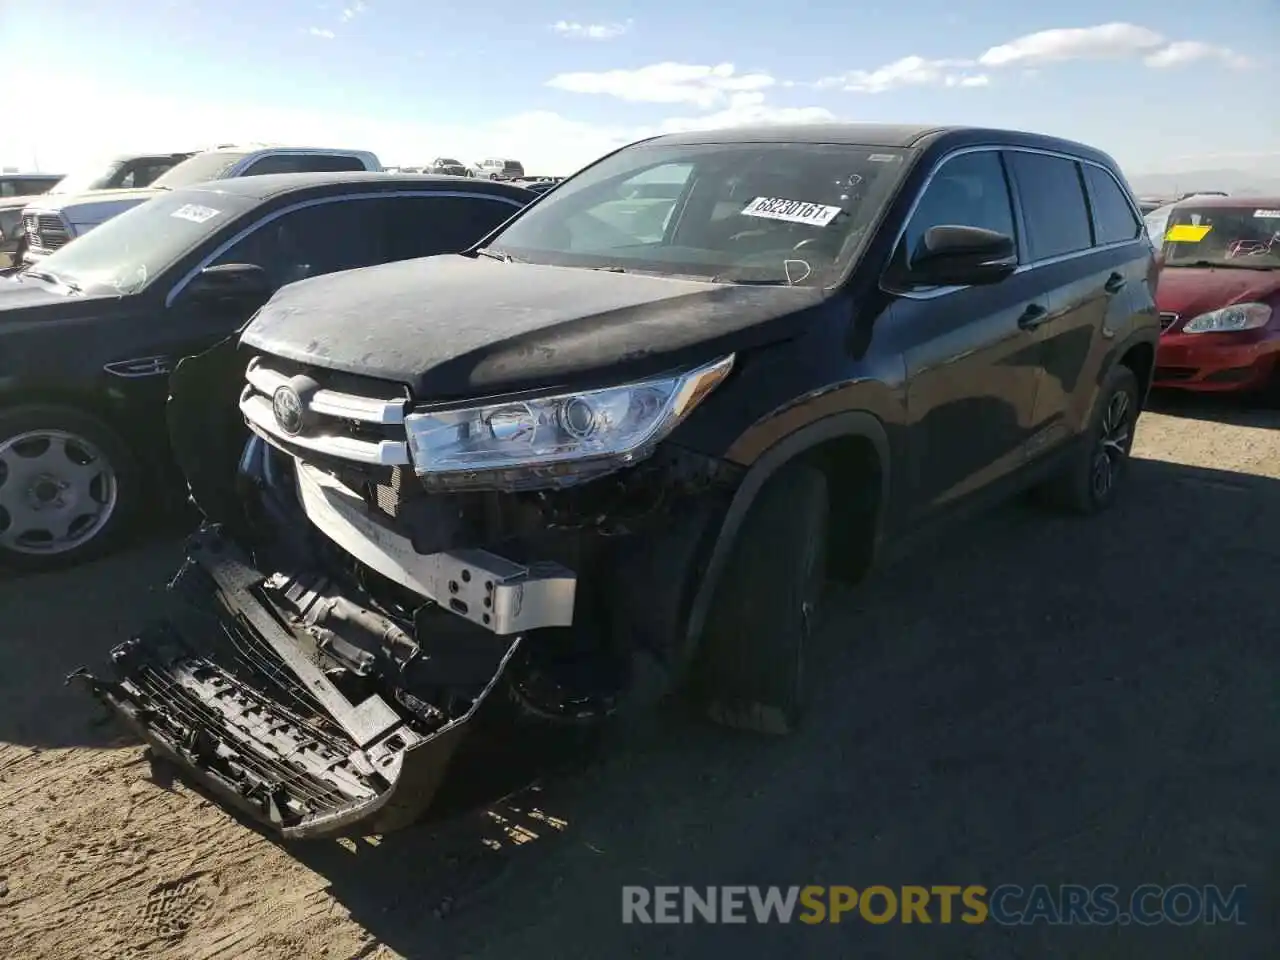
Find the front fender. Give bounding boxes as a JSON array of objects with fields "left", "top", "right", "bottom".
[{"left": 680, "top": 410, "right": 891, "bottom": 668}]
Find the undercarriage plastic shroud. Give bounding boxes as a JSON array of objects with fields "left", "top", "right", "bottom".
[{"left": 72, "top": 528, "right": 525, "bottom": 839}]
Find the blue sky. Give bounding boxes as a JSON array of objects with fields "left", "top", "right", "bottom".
[{"left": 1, "top": 0, "right": 1275, "bottom": 178}]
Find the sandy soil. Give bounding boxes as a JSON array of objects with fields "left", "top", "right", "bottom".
[{"left": 2, "top": 393, "right": 1277, "bottom": 959}]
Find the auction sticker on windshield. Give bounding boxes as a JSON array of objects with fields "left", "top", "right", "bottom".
[
  {"left": 741, "top": 197, "right": 843, "bottom": 227},
  {"left": 1253, "top": 209, "right": 1280, "bottom": 219},
  {"left": 1165, "top": 224, "right": 1212, "bottom": 243},
  {"left": 170, "top": 204, "right": 221, "bottom": 224}
]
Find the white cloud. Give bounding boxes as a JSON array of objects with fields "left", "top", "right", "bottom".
[
  {"left": 813, "top": 56, "right": 989, "bottom": 93},
  {"left": 307, "top": 26, "right": 335, "bottom": 39},
  {"left": 977, "top": 23, "right": 1252, "bottom": 72},
  {"left": 1143, "top": 41, "right": 1253, "bottom": 70},
  {"left": 340, "top": 1, "right": 367, "bottom": 21},
  {"left": 978, "top": 23, "right": 1166, "bottom": 67},
  {"left": 550, "top": 19, "right": 633, "bottom": 40},
  {"left": 547, "top": 62, "right": 775, "bottom": 108},
  {"left": 653, "top": 93, "right": 837, "bottom": 133}
]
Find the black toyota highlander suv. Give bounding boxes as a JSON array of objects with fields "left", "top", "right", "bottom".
[{"left": 81, "top": 124, "right": 1160, "bottom": 839}]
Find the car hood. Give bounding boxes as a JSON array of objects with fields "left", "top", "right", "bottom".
[
  {"left": 1157, "top": 266, "right": 1280, "bottom": 318},
  {"left": 239, "top": 255, "right": 826, "bottom": 400},
  {"left": 25, "top": 187, "right": 161, "bottom": 223},
  {"left": 0, "top": 275, "right": 118, "bottom": 317}
]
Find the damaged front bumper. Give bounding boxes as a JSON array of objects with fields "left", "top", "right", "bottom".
[{"left": 72, "top": 528, "right": 531, "bottom": 839}]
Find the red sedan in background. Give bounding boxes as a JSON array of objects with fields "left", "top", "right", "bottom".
[{"left": 1152, "top": 197, "right": 1280, "bottom": 394}]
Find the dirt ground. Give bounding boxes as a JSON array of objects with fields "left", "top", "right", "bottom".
[{"left": 2, "top": 393, "right": 1277, "bottom": 960}]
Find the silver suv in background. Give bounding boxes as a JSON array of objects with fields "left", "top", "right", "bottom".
[
  {"left": 1, "top": 172, "right": 64, "bottom": 197},
  {"left": 44, "top": 153, "right": 195, "bottom": 197},
  {"left": 471, "top": 158, "right": 525, "bottom": 180},
  {"left": 21, "top": 146, "right": 382, "bottom": 262}
]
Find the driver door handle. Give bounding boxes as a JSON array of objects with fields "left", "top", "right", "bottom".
[
  {"left": 1104, "top": 272, "right": 1126, "bottom": 294},
  {"left": 1017, "top": 303, "right": 1049, "bottom": 331}
]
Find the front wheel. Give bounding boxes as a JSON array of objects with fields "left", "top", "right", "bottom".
[
  {"left": 0, "top": 405, "right": 140, "bottom": 571},
  {"left": 694, "top": 463, "right": 828, "bottom": 735},
  {"left": 1036, "top": 364, "right": 1141, "bottom": 515}
]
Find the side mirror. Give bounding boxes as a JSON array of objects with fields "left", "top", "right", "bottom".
[
  {"left": 185, "top": 262, "right": 272, "bottom": 306},
  {"left": 905, "top": 225, "right": 1018, "bottom": 287}
]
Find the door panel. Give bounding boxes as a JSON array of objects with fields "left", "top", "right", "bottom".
[
  {"left": 891, "top": 148, "right": 1045, "bottom": 519},
  {"left": 897, "top": 274, "right": 1050, "bottom": 517},
  {"left": 1006, "top": 153, "right": 1147, "bottom": 449}
]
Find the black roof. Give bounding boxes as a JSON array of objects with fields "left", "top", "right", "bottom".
[
  {"left": 178, "top": 171, "right": 534, "bottom": 202},
  {"left": 644, "top": 122, "right": 1118, "bottom": 167}
]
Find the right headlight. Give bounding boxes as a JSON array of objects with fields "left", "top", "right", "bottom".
[
  {"left": 402, "top": 354, "right": 734, "bottom": 490},
  {"left": 1181, "top": 303, "right": 1271, "bottom": 334}
]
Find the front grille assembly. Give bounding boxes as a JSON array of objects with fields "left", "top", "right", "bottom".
[
  {"left": 239, "top": 355, "right": 412, "bottom": 467},
  {"left": 22, "top": 212, "right": 71, "bottom": 253}
]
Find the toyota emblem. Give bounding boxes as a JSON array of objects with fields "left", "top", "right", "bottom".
[{"left": 272, "top": 385, "right": 305, "bottom": 435}]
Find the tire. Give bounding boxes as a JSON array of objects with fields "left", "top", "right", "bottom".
[
  {"left": 694, "top": 462, "right": 828, "bottom": 735},
  {"left": 1036, "top": 364, "right": 1141, "bottom": 515},
  {"left": 0, "top": 404, "right": 141, "bottom": 572}
]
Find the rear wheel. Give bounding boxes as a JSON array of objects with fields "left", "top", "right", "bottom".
[
  {"left": 695, "top": 463, "right": 828, "bottom": 735},
  {"left": 0, "top": 405, "right": 140, "bottom": 571},
  {"left": 1036, "top": 365, "right": 1141, "bottom": 515}
]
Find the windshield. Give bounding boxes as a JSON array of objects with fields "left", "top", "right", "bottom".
[
  {"left": 49, "top": 160, "right": 124, "bottom": 195},
  {"left": 150, "top": 152, "right": 248, "bottom": 189},
  {"left": 1161, "top": 205, "right": 1280, "bottom": 270},
  {"left": 26, "top": 190, "right": 255, "bottom": 295},
  {"left": 483, "top": 141, "right": 913, "bottom": 285},
  {"left": 437, "top": 159, "right": 461, "bottom": 167}
]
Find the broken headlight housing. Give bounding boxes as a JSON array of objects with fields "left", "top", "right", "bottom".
[{"left": 403, "top": 354, "right": 734, "bottom": 490}]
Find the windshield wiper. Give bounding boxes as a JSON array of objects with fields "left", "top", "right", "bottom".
[
  {"left": 23, "top": 269, "right": 82, "bottom": 293},
  {"left": 473, "top": 247, "right": 522, "bottom": 263},
  {"left": 1171, "top": 259, "right": 1275, "bottom": 271}
]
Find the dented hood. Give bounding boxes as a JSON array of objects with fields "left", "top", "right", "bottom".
[{"left": 239, "top": 254, "right": 824, "bottom": 400}]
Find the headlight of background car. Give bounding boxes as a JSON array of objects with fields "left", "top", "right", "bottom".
[
  {"left": 1181, "top": 302, "right": 1272, "bottom": 334},
  {"left": 403, "top": 354, "right": 734, "bottom": 490}
]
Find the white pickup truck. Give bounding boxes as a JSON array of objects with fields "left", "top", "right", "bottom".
[{"left": 21, "top": 146, "right": 382, "bottom": 263}]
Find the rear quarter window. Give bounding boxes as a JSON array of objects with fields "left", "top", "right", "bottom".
[
  {"left": 1006, "top": 152, "right": 1093, "bottom": 261},
  {"left": 1082, "top": 165, "right": 1142, "bottom": 245}
]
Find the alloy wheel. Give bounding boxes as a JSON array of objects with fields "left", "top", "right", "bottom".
[{"left": 1090, "top": 389, "right": 1133, "bottom": 501}]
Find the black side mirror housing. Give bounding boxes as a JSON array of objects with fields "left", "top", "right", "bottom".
[
  {"left": 905, "top": 225, "right": 1018, "bottom": 287},
  {"left": 185, "top": 262, "right": 272, "bottom": 307}
]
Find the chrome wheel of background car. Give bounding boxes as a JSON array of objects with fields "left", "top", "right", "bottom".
[
  {"left": 1091, "top": 389, "right": 1133, "bottom": 500},
  {"left": 0, "top": 429, "right": 119, "bottom": 555}
]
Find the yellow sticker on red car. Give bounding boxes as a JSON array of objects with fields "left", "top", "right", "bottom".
[{"left": 1165, "top": 223, "right": 1212, "bottom": 243}]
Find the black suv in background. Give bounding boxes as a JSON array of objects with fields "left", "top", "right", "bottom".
[
  {"left": 0, "top": 173, "right": 532, "bottom": 569},
  {"left": 82, "top": 125, "right": 1159, "bottom": 838}
]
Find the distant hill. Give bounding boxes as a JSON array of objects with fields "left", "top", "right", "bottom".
[{"left": 1127, "top": 169, "right": 1280, "bottom": 198}]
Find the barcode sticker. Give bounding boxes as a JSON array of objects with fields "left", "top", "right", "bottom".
[{"left": 740, "top": 197, "right": 843, "bottom": 227}]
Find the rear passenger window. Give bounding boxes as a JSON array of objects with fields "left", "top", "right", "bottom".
[
  {"left": 295, "top": 155, "right": 368, "bottom": 173},
  {"left": 1082, "top": 165, "right": 1142, "bottom": 245},
  {"left": 383, "top": 195, "right": 522, "bottom": 259},
  {"left": 1006, "top": 152, "right": 1092, "bottom": 260},
  {"left": 901, "top": 151, "right": 1016, "bottom": 265}
]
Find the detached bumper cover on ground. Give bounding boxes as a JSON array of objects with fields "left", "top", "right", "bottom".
[{"left": 72, "top": 527, "right": 523, "bottom": 839}]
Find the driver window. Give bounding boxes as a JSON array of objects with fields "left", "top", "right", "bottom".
[
  {"left": 209, "top": 199, "right": 388, "bottom": 291},
  {"left": 901, "top": 151, "right": 1017, "bottom": 265},
  {"left": 565, "top": 162, "right": 694, "bottom": 251}
]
